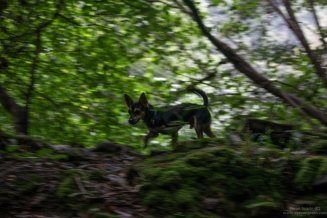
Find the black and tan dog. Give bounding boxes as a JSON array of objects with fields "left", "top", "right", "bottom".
[{"left": 124, "top": 87, "right": 215, "bottom": 147}]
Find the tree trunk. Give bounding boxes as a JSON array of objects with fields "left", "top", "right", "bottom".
[{"left": 0, "top": 84, "right": 28, "bottom": 134}]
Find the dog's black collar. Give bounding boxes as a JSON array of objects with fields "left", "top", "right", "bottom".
[
  {"left": 151, "top": 107, "right": 158, "bottom": 124},
  {"left": 142, "top": 106, "right": 158, "bottom": 125}
]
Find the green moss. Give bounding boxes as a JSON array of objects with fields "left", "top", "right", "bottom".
[
  {"left": 317, "top": 158, "right": 327, "bottom": 179},
  {"left": 174, "top": 187, "right": 198, "bottom": 206},
  {"left": 13, "top": 174, "right": 44, "bottom": 194},
  {"left": 56, "top": 176, "right": 78, "bottom": 197},
  {"left": 56, "top": 169, "right": 85, "bottom": 197},
  {"left": 186, "top": 152, "right": 217, "bottom": 166},
  {"left": 141, "top": 167, "right": 164, "bottom": 181},
  {"left": 156, "top": 170, "right": 182, "bottom": 188},
  {"left": 142, "top": 152, "right": 186, "bottom": 165},
  {"left": 56, "top": 169, "right": 106, "bottom": 198},
  {"left": 210, "top": 147, "right": 235, "bottom": 158},
  {"left": 54, "top": 169, "right": 111, "bottom": 214},
  {"left": 138, "top": 146, "right": 290, "bottom": 217},
  {"left": 136, "top": 139, "right": 327, "bottom": 217},
  {"left": 143, "top": 190, "right": 175, "bottom": 213},
  {"left": 294, "top": 156, "right": 327, "bottom": 190},
  {"left": 308, "top": 140, "right": 327, "bottom": 154}
]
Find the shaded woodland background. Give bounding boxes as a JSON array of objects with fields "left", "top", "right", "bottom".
[
  {"left": 1, "top": 0, "right": 327, "bottom": 148},
  {"left": 2, "top": 1, "right": 327, "bottom": 217}
]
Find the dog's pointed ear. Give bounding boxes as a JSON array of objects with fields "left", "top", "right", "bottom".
[
  {"left": 139, "top": 92, "right": 148, "bottom": 107},
  {"left": 124, "top": 94, "right": 134, "bottom": 107}
]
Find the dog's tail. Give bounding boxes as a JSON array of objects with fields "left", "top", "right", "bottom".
[{"left": 187, "top": 87, "right": 209, "bottom": 107}]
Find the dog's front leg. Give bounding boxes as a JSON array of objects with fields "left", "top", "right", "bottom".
[{"left": 143, "top": 131, "right": 159, "bottom": 148}]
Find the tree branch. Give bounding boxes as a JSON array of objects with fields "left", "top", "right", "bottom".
[
  {"left": 166, "top": 32, "right": 229, "bottom": 87},
  {"left": 268, "top": 0, "right": 327, "bottom": 87},
  {"left": 25, "top": 32, "right": 41, "bottom": 108},
  {"left": 57, "top": 13, "right": 81, "bottom": 26},
  {"left": 279, "top": 91, "right": 320, "bottom": 131},
  {"left": 25, "top": 10, "right": 59, "bottom": 108},
  {"left": 181, "top": 0, "right": 327, "bottom": 127},
  {"left": 172, "top": 0, "right": 195, "bottom": 19},
  {"left": 309, "top": 0, "right": 327, "bottom": 52}
]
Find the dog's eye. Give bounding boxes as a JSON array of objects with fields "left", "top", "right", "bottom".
[{"left": 134, "top": 111, "right": 140, "bottom": 115}]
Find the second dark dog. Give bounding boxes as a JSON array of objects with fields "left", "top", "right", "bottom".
[{"left": 124, "top": 87, "right": 215, "bottom": 147}]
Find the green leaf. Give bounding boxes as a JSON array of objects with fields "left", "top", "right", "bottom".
[
  {"left": 48, "top": 154, "right": 69, "bottom": 160},
  {"left": 36, "top": 148, "right": 53, "bottom": 157},
  {"left": 20, "top": 152, "right": 33, "bottom": 157},
  {"left": 244, "top": 201, "right": 278, "bottom": 209},
  {"left": 210, "top": 0, "right": 223, "bottom": 6},
  {"left": 5, "top": 145, "right": 20, "bottom": 152}
]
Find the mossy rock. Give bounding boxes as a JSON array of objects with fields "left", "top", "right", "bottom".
[
  {"left": 137, "top": 147, "right": 290, "bottom": 217},
  {"left": 136, "top": 139, "right": 327, "bottom": 217}
]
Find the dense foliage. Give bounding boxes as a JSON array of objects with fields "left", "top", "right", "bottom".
[{"left": 0, "top": 0, "right": 327, "bottom": 148}]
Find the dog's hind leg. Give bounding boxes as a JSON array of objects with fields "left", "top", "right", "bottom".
[
  {"left": 193, "top": 116, "right": 204, "bottom": 138},
  {"left": 204, "top": 125, "right": 215, "bottom": 138},
  {"left": 196, "top": 128, "right": 204, "bottom": 138}
]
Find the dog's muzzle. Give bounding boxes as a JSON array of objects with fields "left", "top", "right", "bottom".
[{"left": 128, "top": 118, "right": 139, "bottom": 125}]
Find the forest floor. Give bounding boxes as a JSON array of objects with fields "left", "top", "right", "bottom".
[
  {"left": 2, "top": 132, "right": 327, "bottom": 218},
  {"left": 0, "top": 143, "right": 147, "bottom": 218}
]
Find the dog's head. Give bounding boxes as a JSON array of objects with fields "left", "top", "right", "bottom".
[{"left": 124, "top": 93, "right": 149, "bottom": 125}]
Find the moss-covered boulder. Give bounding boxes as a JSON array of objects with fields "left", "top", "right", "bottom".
[
  {"left": 136, "top": 146, "right": 286, "bottom": 217},
  {"left": 135, "top": 144, "right": 327, "bottom": 217}
]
